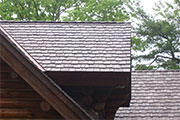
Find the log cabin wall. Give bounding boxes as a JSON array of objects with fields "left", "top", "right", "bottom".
[
  {"left": 0, "top": 58, "right": 63, "bottom": 119},
  {"left": 0, "top": 59, "right": 130, "bottom": 120}
]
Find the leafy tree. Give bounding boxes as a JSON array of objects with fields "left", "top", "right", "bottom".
[
  {"left": 0, "top": 0, "right": 74, "bottom": 21},
  {"left": 1, "top": 0, "right": 178, "bottom": 70},
  {"left": 63, "top": 0, "right": 131, "bottom": 21},
  {"left": 132, "top": 0, "right": 180, "bottom": 70}
]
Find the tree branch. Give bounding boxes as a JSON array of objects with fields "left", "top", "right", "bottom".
[
  {"left": 148, "top": 55, "right": 159, "bottom": 66},
  {"left": 55, "top": 6, "right": 61, "bottom": 21},
  {"left": 148, "top": 54, "right": 180, "bottom": 67},
  {"left": 159, "top": 32, "right": 169, "bottom": 40}
]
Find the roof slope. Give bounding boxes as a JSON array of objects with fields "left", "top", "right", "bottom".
[
  {"left": 115, "top": 70, "right": 180, "bottom": 119},
  {"left": 0, "top": 21, "right": 131, "bottom": 72},
  {"left": 0, "top": 25, "right": 94, "bottom": 119}
]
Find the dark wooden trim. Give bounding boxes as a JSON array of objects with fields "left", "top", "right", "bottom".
[
  {"left": 46, "top": 72, "right": 130, "bottom": 87},
  {"left": 0, "top": 33, "right": 94, "bottom": 119}
]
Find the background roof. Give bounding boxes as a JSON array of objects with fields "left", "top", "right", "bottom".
[
  {"left": 116, "top": 70, "right": 180, "bottom": 119},
  {"left": 0, "top": 21, "right": 131, "bottom": 72}
]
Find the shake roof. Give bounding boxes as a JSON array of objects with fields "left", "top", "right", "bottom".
[
  {"left": 0, "top": 21, "right": 131, "bottom": 72},
  {"left": 116, "top": 70, "right": 180, "bottom": 119},
  {"left": 0, "top": 23, "right": 94, "bottom": 119}
]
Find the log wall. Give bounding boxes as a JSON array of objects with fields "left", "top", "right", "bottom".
[
  {"left": 0, "top": 59, "right": 63, "bottom": 119},
  {"left": 0, "top": 57, "right": 130, "bottom": 119}
]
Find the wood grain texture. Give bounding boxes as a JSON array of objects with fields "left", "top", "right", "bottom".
[
  {"left": 0, "top": 59, "right": 63, "bottom": 119},
  {"left": 0, "top": 109, "right": 62, "bottom": 119}
]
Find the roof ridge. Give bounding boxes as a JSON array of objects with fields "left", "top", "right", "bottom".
[
  {"left": 0, "top": 20, "right": 131, "bottom": 24},
  {"left": 133, "top": 69, "right": 180, "bottom": 72}
]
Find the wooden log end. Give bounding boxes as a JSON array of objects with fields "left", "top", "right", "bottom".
[{"left": 40, "top": 101, "right": 51, "bottom": 112}]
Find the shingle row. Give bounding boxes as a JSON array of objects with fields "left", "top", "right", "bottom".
[
  {"left": 0, "top": 21, "right": 131, "bottom": 72},
  {"left": 116, "top": 70, "right": 180, "bottom": 119}
]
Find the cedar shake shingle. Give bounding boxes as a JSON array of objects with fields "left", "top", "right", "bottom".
[
  {"left": 0, "top": 21, "right": 131, "bottom": 72},
  {"left": 116, "top": 70, "right": 180, "bottom": 119}
]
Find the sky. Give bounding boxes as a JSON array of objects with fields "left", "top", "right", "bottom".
[
  {"left": 140, "top": 0, "right": 171, "bottom": 14},
  {"left": 140, "top": 0, "right": 158, "bottom": 12}
]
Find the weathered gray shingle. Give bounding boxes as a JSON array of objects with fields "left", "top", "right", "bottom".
[
  {"left": 0, "top": 21, "right": 131, "bottom": 72},
  {"left": 115, "top": 70, "right": 180, "bottom": 120}
]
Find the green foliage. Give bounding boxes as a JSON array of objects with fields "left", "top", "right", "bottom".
[
  {"left": 161, "top": 60, "right": 180, "bottom": 69},
  {"left": 0, "top": 0, "right": 179, "bottom": 70},
  {"left": 0, "top": 0, "right": 74, "bottom": 21},
  {"left": 132, "top": 0, "right": 180, "bottom": 70},
  {"left": 0, "top": 0, "right": 132, "bottom": 21},
  {"left": 135, "top": 64, "right": 155, "bottom": 70},
  {"left": 131, "top": 36, "right": 146, "bottom": 51},
  {"left": 63, "top": 0, "right": 131, "bottom": 21}
]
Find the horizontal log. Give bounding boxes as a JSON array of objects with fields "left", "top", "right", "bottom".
[
  {"left": 0, "top": 64, "right": 11, "bottom": 72},
  {"left": 0, "top": 73, "right": 11, "bottom": 80},
  {"left": 0, "top": 78, "right": 20, "bottom": 82},
  {"left": 0, "top": 89, "right": 35, "bottom": 91},
  {"left": 0, "top": 119, "right": 60, "bottom": 120},
  {"left": 0, "top": 71, "right": 19, "bottom": 79},
  {"left": 0, "top": 81, "right": 32, "bottom": 89},
  {"left": 0, "top": 98, "right": 43, "bottom": 101},
  {"left": 0, "top": 90, "right": 41, "bottom": 98},
  {"left": 0, "top": 100, "right": 41, "bottom": 109},
  {"left": 0, "top": 109, "right": 63, "bottom": 119}
]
